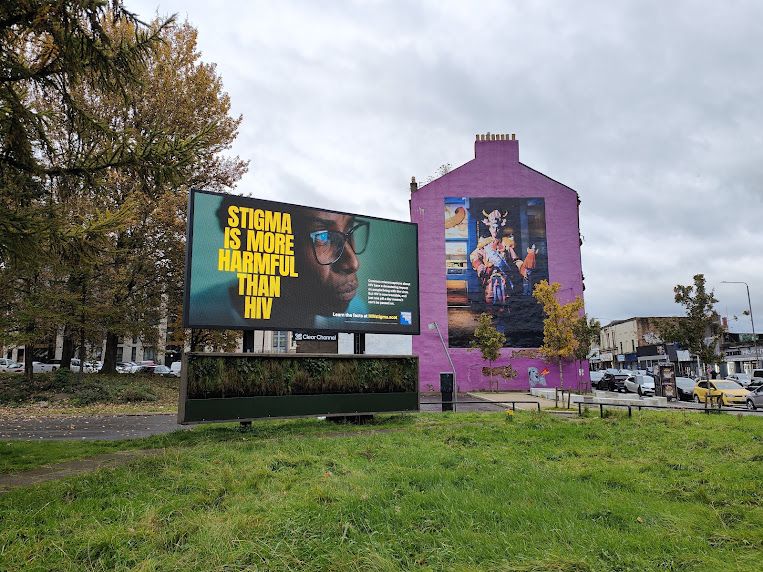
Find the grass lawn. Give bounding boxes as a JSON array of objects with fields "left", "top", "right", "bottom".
[{"left": 1, "top": 411, "right": 762, "bottom": 571}]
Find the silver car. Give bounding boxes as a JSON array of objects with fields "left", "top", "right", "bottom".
[
  {"left": 746, "top": 385, "right": 763, "bottom": 410},
  {"left": 624, "top": 374, "right": 655, "bottom": 396},
  {"left": 727, "top": 373, "right": 752, "bottom": 387}
]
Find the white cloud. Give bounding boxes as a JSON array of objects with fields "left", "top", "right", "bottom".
[{"left": 130, "top": 0, "right": 763, "bottom": 325}]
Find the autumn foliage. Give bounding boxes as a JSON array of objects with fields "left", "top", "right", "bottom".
[{"left": 532, "top": 280, "right": 584, "bottom": 390}]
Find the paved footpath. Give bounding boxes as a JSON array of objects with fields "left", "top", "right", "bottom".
[
  {"left": 0, "top": 393, "right": 548, "bottom": 442},
  {"left": 0, "top": 414, "right": 187, "bottom": 441}
]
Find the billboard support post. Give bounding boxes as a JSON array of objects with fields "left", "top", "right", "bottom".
[
  {"left": 429, "top": 321, "right": 457, "bottom": 412},
  {"left": 243, "top": 330, "right": 254, "bottom": 353}
]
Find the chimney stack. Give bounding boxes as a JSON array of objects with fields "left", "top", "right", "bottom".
[{"left": 474, "top": 132, "right": 519, "bottom": 162}]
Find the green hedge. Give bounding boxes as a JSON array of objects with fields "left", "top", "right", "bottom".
[
  {"left": 187, "top": 356, "right": 417, "bottom": 399},
  {"left": 0, "top": 370, "right": 172, "bottom": 405}
]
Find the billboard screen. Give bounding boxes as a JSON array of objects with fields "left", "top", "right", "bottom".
[
  {"left": 184, "top": 190, "right": 420, "bottom": 334},
  {"left": 445, "top": 197, "right": 548, "bottom": 347}
]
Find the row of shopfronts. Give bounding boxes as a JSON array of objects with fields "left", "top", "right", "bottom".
[
  {"left": 591, "top": 343, "right": 700, "bottom": 376},
  {"left": 592, "top": 339, "right": 761, "bottom": 378}
]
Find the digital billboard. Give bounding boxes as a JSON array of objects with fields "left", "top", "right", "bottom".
[
  {"left": 445, "top": 197, "right": 548, "bottom": 347},
  {"left": 184, "top": 190, "right": 420, "bottom": 334}
]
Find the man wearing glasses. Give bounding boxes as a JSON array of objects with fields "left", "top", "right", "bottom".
[{"left": 303, "top": 211, "right": 370, "bottom": 328}]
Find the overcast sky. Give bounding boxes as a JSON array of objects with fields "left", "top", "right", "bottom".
[{"left": 132, "top": 0, "right": 763, "bottom": 330}]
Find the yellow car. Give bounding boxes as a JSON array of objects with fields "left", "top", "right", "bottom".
[{"left": 693, "top": 380, "right": 749, "bottom": 407}]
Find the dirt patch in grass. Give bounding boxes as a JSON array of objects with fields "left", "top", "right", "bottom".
[{"left": 0, "top": 449, "right": 165, "bottom": 493}]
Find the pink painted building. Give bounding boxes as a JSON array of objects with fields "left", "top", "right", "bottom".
[{"left": 410, "top": 134, "right": 586, "bottom": 391}]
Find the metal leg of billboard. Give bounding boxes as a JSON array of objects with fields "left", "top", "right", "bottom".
[
  {"left": 331, "top": 333, "right": 372, "bottom": 424},
  {"left": 240, "top": 330, "right": 255, "bottom": 429},
  {"left": 243, "top": 330, "right": 255, "bottom": 353},
  {"left": 328, "top": 333, "right": 371, "bottom": 425}
]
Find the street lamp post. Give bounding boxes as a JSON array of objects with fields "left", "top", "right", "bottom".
[
  {"left": 720, "top": 281, "right": 760, "bottom": 370},
  {"left": 428, "top": 321, "right": 457, "bottom": 411}
]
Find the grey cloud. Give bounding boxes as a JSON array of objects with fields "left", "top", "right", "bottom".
[{"left": 132, "top": 0, "right": 763, "bottom": 325}]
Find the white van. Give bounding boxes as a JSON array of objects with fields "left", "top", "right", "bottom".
[{"left": 169, "top": 361, "right": 182, "bottom": 377}]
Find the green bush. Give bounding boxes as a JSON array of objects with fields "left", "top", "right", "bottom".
[
  {"left": 70, "top": 382, "right": 112, "bottom": 405},
  {"left": 118, "top": 386, "right": 158, "bottom": 403},
  {"left": 51, "top": 368, "right": 73, "bottom": 390}
]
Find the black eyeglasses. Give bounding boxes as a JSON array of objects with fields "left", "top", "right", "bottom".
[{"left": 309, "top": 221, "right": 370, "bottom": 265}]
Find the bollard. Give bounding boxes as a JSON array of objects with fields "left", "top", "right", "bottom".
[{"left": 599, "top": 404, "right": 604, "bottom": 418}]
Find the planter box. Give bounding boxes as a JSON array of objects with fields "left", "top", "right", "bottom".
[
  {"left": 183, "top": 392, "right": 419, "bottom": 423},
  {"left": 178, "top": 352, "right": 419, "bottom": 424}
]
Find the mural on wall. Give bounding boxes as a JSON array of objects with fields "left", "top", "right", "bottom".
[
  {"left": 445, "top": 197, "right": 548, "bottom": 348},
  {"left": 528, "top": 366, "right": 549, "bottom": 388}
]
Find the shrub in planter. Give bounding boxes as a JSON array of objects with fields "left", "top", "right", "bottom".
[{"left": 187, "top": 356, "right": 418, "bottom": 399}]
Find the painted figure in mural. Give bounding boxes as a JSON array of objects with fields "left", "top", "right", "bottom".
[
  {"left": 528, "top": 366, "right": 547, "bottom": 388},
  {"left": 469, "top": 209, "right": 536, "bottom": 304},
  {"left": 489, "top": 269, "right": 507, "bottom": 305},
  {"left": 517, "top": 244, "right": 537, "bottom": 295}
]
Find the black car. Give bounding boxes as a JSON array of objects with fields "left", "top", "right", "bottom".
[
  {"left": 599, "top": 372, "right": 629, "bottom": 392},
  {"left": 675, "top": 376, "right": 696, "bottom": 401}
]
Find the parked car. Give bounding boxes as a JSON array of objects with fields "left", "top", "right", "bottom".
[
  {"left": 169, "top": 361, "right": 182, "bottom": 377},
  {"left": 624, "top": 374, "right": 655, "bottom": 396},
  {"left": 153, "top": 365, "right": 173, "bottom": 376},
  {"left": 694, "top": 380, "right": 749, "bottom": 407},
  {"left": 70, "top": 358, "right": 97, "bottom": 373},
  {"left": 752, "top": 369, "right": 763, "bottom": 383},
  {"left": 116, "top": 362, "right": 137, "bottom": 373},
  {"left": 675, "top": 377, "right": 695, "bottom": 401},
  {"left": 598, "top": 371, "right": 630, "bottom": 392},
  {"left": 0, "top": 358, "right": 18, "bottom": 371},
  {"left": 4, "top": 362, "right": 24, "bottom": 373},
  {"left": 33, "top": 361, "right": 59, "bottom": 373},
  {"left": 746, "top": 385, "right": 763, "bottom": 410},
  {"left": 726, "top": 373, "right": 753, "bottom": 387},
  {"left": 134, "top": 364, "right": 173, "bottom": 376}
]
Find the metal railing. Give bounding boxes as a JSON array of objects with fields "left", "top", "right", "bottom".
[{"left": 576, "top": 398, "right": 763, "bottom": 418}]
